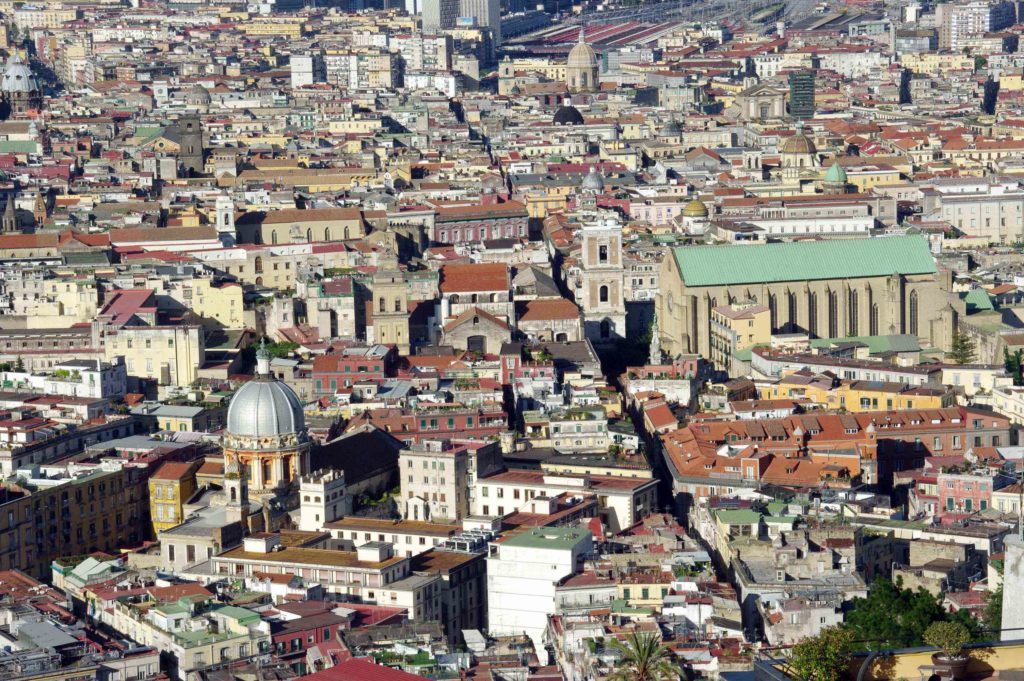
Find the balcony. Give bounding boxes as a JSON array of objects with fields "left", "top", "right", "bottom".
[{"left": 754, "top": 639, "right": 1024, "bottom": 680}]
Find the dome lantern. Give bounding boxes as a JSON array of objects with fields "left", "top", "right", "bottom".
[{"left": 566, "top": 28, "right": 600, "bottom": 93}]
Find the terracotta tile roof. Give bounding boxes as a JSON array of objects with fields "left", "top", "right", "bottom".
[
  {"left": 516, "top": 298, "right": 580, "bottom": 321},
  {"left": 109, "top": 226, "right": 219, "bottom": 243},
  {"left": 439, "top": 263, "right": 509, "bottom": 293},
  {"left": 0, "top": 232, "right": 58, "bottom": 249},
  {"left": 151, "top": 461, "right": 198, "bottom": 481}
]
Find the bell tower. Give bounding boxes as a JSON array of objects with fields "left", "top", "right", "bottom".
[
  {"left": 2, "top": 196, "right": 17, "bottom": 233},
  {"left": 215, "top": 192, "right": 236, "bottom": 246},
  {"left": 579, "top": 216, "right": 626, "bottom": 345},
  {"left": 224, "top": 457, "right": 250, "bottom": 534},
  {"left": 176, "top": 114, "right": 205, "bottom": 176},
  {"left": 372, "top": 269, "right": 411, "bottom": 354}
]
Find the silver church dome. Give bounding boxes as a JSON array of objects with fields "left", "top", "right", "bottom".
[
  {"left": 227, "top": 379, "right": 305, "bottom": 437},
  {"left": 1, "top": 55, "right": 38, "bottom": 94},
  {"left": 226, "top": 342, "right": 305, "bottom": 437},
  {"left": 581, "top": 166, "right": 605, "bottom": 193}
]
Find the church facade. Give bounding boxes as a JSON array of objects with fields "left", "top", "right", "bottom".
[{"left": 656, "top": 236, "right": 958, "bottom": 364}]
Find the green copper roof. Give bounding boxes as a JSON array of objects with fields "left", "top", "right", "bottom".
[
  {"left": 715, "top": 509, "right": 762, "bottom": 525},
  {"left": 0, "top": 140, "right": 38, "bottom": 154},
  {"left": 824, "top": 160, "right": 848, "bottom": 183},
  {"left": 671, "top": 236, "right": 936, "bottom": 287},
  {"left": 961, "top": 288, "right": 995, "bottom": 314},
  {"left": 501, "top": 526, "right": 591, "bottom": 550}
]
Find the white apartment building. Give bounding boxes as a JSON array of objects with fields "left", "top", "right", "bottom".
[
  {"left": 487, "top": 527, "right": 593, "bottom": 662},
  {"left": 938, "top": 0, "right": 1015, "bottom": 51},
  {"left": 290, "top": 52, "right": 325, "bottom": 88},
  {"left": 548, "top": 408, "right": 610, "bottom": 454},
  {"left": 0, "top": 357, "right": 127, "bottom": 400},
  {"left": 401, "top": 440, "right": 503, "bottom": 522},
  {"left": 475, "top": 469, "right": 658, "bottom": 532},
  {"left": 925, "top": 178, "right": 1024, "bottom": 244},
  {"left": 391, "top": 33, "right": 452, "bottom": 71}
]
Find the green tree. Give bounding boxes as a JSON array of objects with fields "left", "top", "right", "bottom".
[
  {"left": 607, "top": 632, "right": 677, "bottom": 681},
  {"left": 266, "top": 340, "right": 299, "bottom": 358},
  {"left": 923, "top": 621, "right": 971, "bottom": 658},
  {"left": 787, "top": 626, "right": 854, "bottom": 681},
  {"left": 949, "top": 331, "right": 977, "bottom": 365},
  {"left": 984, "top": 581, "right": 1003, "bottom": 635},
  {"left": 843, "top": 578, "right": 980, "bottom": 651}
]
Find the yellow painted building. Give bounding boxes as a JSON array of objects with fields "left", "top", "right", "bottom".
[
  {"left": 525, "top": 190, "right": 570, "bottom": 219},
  {"left": 327, "top": 119, "right": 384, "bottom": 135},
  {"left": 105, "top": 325, "right": 205, "bottom": 387},
  {"left": 709, "top": 302, "right": 771, "bottom": 371},
  {"left": 149, "top": 461, "right": 200, "bottom": 534},
  {"left": 617, "top": 573, "right": 674, "bottom": 611},
  {"left": 761, "top": 371, "right": 955, "bottom": 412},
  {"left": 167, "top": 279, "right": 245, "bottom": 329},
  {"left": 845, "top": 166, "right": 901, "bottom": 192},
  {"left": 242, "top": 19, "right": 305, "bottom": 38},
  {"left": 899, "top": 53, "right": 972, "bottom": 74}
]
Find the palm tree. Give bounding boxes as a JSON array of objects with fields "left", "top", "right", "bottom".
[{"left": 607, "top": 632, "right": 678, "bottom": 681}]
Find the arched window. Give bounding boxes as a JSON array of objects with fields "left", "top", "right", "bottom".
[
  {"left": 909, "top": 290, "right": 919, "bottom": 335},
  {"left": 379, "top": 297, "right": 386, "bottom": 313},
  {"left": 787, "top": 291, "right": 797, "bottom": 330},
  {"left": 769, "top": 293, "right": 778, "bottom": 330},
  {"left": 254, "top": 256, "right": 263, "bottom": 274},
  {"left": 808, "top": 292, "right": 818, "bottom": 336},
  {"left": 271, "top": 229, "right": 278, "bottom": 245},
  {"left": 848, "top": 289, "right": 859, "bottom": 336},
  {"left": 344, "top": 226, "right": 350, "bottom": 240},
  {"left": 828, "top": 290, "right": 838, "bottom": 338},
  {"left": 870, "top": 303, "right": 879, "bottom": 336},
  {"left": 472, "top": 315, "right": 480, "bottom": 325},
  {"left": 600, "top": 319, "right": 611, "bottom": 338},
  {"left": 324, "top": 227, "right": 331, "bottom": 241},
  {"left": 450, "top": 294, "right": 460, "bottom": 305},
  {"left": 306, "top": 228, "right": 313, "bottom": 242},
  {"left": 599, "top": 285, "right": 609, "bottom": 303},
  {"left": 599, "top": 245, "right": 608, "bottom": 263}
]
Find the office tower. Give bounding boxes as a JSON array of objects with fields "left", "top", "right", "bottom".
[
  {"left": 788, "top": 69, "right": 816, "bottom": 120},
  {"left": 459, "top": 0, "right": 501, "bottom": 43},
  {"left": 422, "top": 0, "right": 459, "bottom": 32}
]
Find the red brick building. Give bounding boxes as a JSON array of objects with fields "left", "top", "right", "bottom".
[
  {"left": 312, "top": 345, "right": 397, "bottom": 396},
  {"left": 348, "top": 405, "right": 508, "bottom": 445}
]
